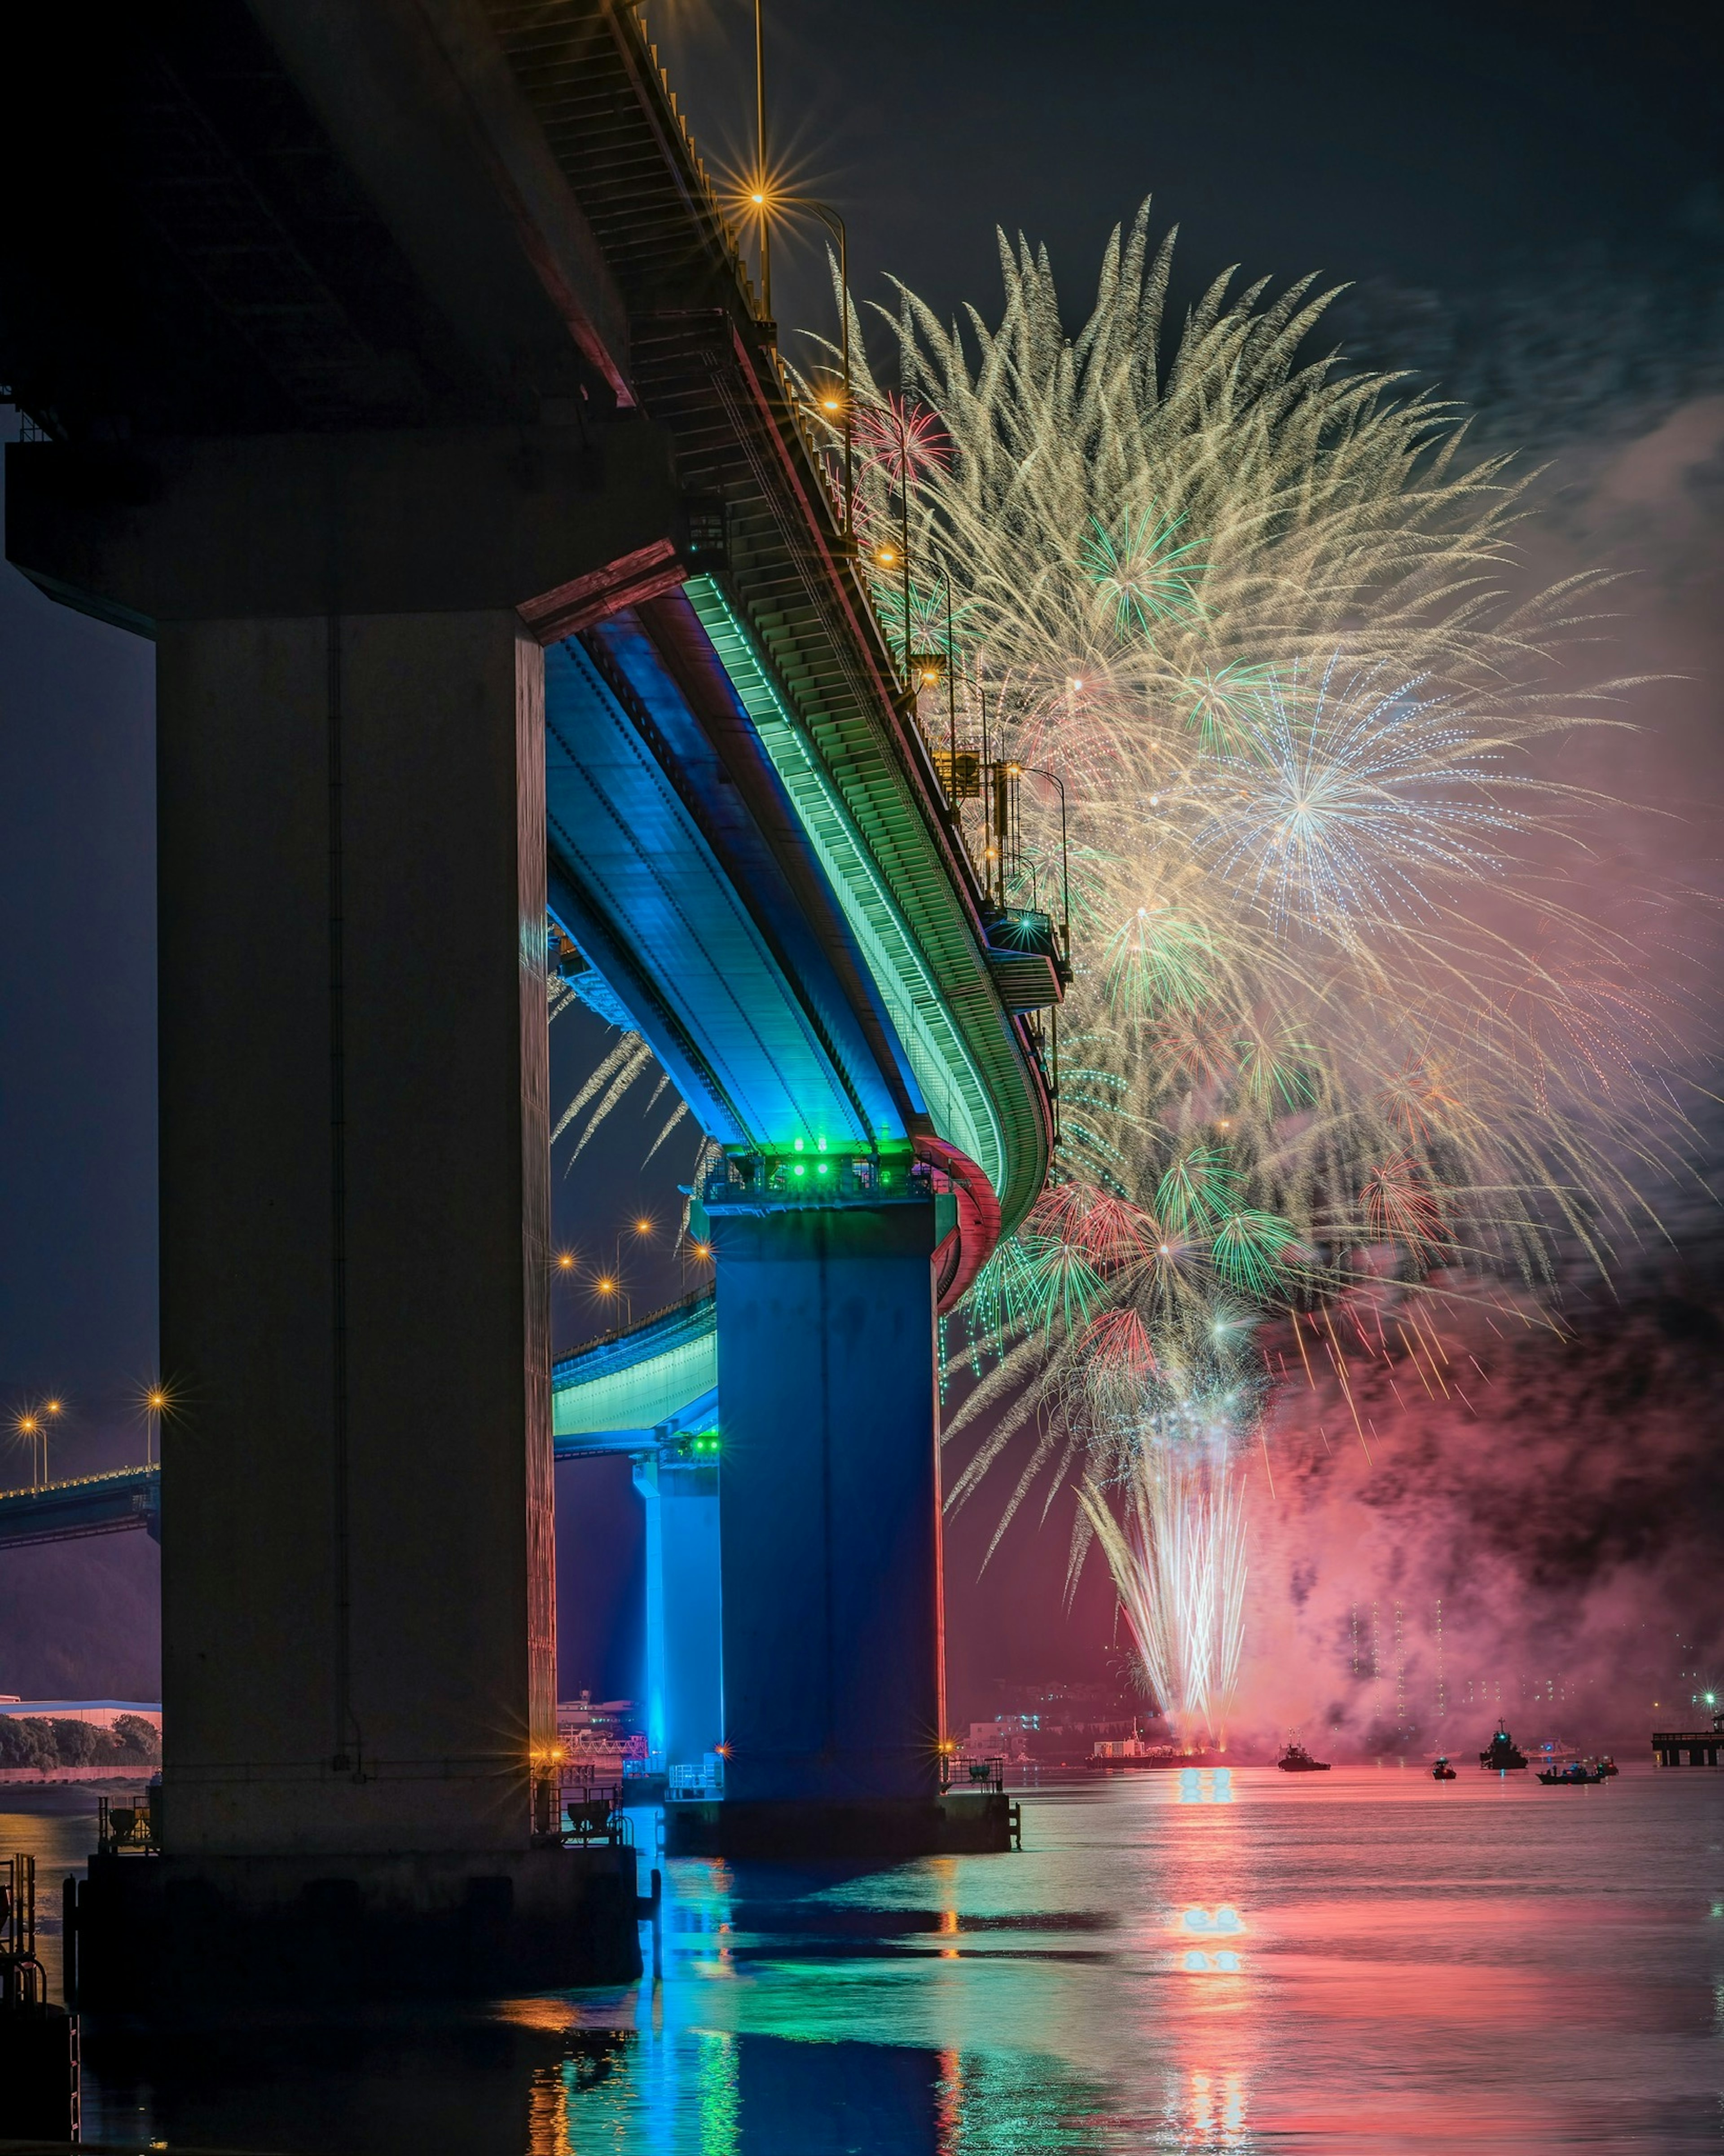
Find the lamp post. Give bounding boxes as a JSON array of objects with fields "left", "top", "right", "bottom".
[
  {"left": 1012, "top": 764, "right": 1073, "bottom": 969},
  {"left": 15, "top": 1411, "right": 40, "bottom": 1489},
  {"left": 144, "top": 1385, "right": 169, "bottom": 1469},
  {"left": 784, "top": 199, "right": 852, "bottom": 540},
  {"left": 942, "top": 557, "right": 957, "bottom": 807},
  {"left": 875, "top": 535, "right": 967, "bottom": 816},
  {"left": 753, "top": 0, "right": 770, "bottom": 320}
]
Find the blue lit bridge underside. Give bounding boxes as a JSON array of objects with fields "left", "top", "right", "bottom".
[{"left": 545, "top": 573, "right": 1060, "bottom": 1240}]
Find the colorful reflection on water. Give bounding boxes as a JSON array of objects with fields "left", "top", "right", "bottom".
[{"left": 42, "top": 1766, "right": 1724, "bottom": 2150}]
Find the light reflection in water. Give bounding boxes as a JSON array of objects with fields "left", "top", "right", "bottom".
[{"left": 58, "top": 1769, "right": 1724, "bottom": 2153}]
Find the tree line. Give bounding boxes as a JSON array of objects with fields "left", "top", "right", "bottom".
[{"left": 0, "top": 1714, "right": 160, "bottom": 1770}]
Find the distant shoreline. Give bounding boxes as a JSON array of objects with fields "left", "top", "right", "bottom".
[{"left": 0, "top": 1765, "right": 155, "bottom": 1785}]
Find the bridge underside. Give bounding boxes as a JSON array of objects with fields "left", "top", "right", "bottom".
[{"left": 2, "top": 0, "right": 1047, "bottom": 1982}]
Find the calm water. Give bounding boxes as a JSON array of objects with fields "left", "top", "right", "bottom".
[{"left": 7, "top": 1765, "right": 1724, "bottom": 2152}]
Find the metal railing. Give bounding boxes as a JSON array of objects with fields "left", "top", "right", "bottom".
[
  {"left": 701, "top": 1150, "right": 931, "bottom": 1208},
  {"left": 940, "top": 1754, "right": 1007, "bottom": 1795},
  {"left": 96, "top": 1789, "right": 159, "bottom": 1855},
  {"left": 1, "top": 1852, "right": 46, "bottom": 2009}
]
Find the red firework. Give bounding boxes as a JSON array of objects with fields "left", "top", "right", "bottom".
[
  {"left": 1080, "top": 1307, "right": 1160, "bottom": 1382},
  {"left": 1359, "top": 1152, "right": 1446, "bottom": 1254},
  {"left": 853, "top": 393, "right": 951, "bottom": 486}
]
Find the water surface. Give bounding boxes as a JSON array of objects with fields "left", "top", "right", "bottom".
[{"left": 18, "top": 1764, "right": 1723, "bottom": 2152}]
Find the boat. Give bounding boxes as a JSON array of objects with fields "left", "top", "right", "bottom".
[
  {"left": 1593, "top": 1754, "right": 1618, "bottom": 1777},
  {"left": 1538, "top": 1760, "right": 1607, "bottom": 1786},
  {"left": 1087, "top": 1734, "right": 1218, "bottom": 1770},
  {"left": 1479, "top": 1724, "right": 1528, "bottom": 1771},
  {"left": 1432, "top": 1755, "right": 1457, "bottom": 1780},
  {"left": 1276, "top": 1739, "right": 1331, "bottom": 1772}
]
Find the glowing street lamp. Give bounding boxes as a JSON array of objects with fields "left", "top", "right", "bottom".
[
  {"left": 14, "top": 1411, "right": 41, "bottom": 1489},
  {"left": 142, "top": 1383, "right": 171, "bottom": 1468}
]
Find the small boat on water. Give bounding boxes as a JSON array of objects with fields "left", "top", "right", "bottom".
[
  {"left": 1480, "top": 1724, "right": 1529, "bottom": 1772},
  {"left": 1432, "top": 1756, "right": 1457, "bottom": 1780},
  {"left": 1539, "top": 1760, "right": 1608, "bottom": 1786},
  {"left": 1087, "top": 1735, "right": 1194, "bottom": 1770},
  {"left": 1594, "top": 1754, "right": 1618, "bottom": 1777},
  {"left": 1276, "top": 1739, "right": 1331, "bottom": 1772}
]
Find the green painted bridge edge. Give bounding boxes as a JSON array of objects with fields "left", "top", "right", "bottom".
[{"left": 685, "top": 573, "right": 1050, "bottom": 1236}]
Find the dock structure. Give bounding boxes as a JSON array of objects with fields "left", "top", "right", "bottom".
[{"left": 1652, "top": 1713, "right": 1724, "bottom": 1767}]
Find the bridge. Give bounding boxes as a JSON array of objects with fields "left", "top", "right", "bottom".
[{"left": 1, "top": 0, "right": 1054, "bottom": 1994}]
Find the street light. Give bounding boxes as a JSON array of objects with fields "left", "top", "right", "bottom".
[
  {"left": 142, "top": 1383, "right": 170, "bottom": 1469},
  {"left": 779, "top": 198, "right": 852, "bottom": 540},
  {"left": 14, "top": 1411, "right": 41, "bottom": 1489},
  {"left": 753, "top": 0, "right": 770, "bottom": 319},
  {"left": 42, "top": 1397, "right": 63, "bottom": 1485},
  {"left": 876, "top": 537, "right": 964, "bottom": 815}
]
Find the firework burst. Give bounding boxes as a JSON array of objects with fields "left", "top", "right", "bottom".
[{"left": 800, "top": 200, "right": 1701, "bottom": 1727}]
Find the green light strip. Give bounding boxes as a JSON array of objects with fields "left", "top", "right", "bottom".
[{"left": 686, "top": 575, "right": 1005, "bottom": 1196}]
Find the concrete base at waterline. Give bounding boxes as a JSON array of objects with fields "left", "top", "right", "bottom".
[
  {"left": 67, "top": 1845, "right": 642, "bottom": 2012},
  {"left": 662, "top": 1792, "right": 1020, "bottom": 1860},
  {"left": 0, "top": 2006, "right": 79, "bottom": 2138}
]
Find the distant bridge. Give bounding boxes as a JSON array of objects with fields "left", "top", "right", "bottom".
[
  {"left": 0, "top": 1292, "right": 712, "bottom": 1549},
  {"left": 0, "top": 1466, "right": 161, "bottom": 1550}
]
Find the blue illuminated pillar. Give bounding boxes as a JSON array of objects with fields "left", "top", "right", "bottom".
[
  {"left": 708, "top": 1185, "right": 940, "bottom": 1807},
  {"left": 633, "top": 1454, "right": 723, "bottom": 1773}
]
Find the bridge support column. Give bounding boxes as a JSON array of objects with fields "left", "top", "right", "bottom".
[
  {"left": 7, "top": 423, "right": 688, "bottom": 1999},
  {"left": 683, "top": 1191, "right": 948, "bottom": 1856},
  {"left": 633, "top": 1454, "right": 723, "bottom": 1778}
]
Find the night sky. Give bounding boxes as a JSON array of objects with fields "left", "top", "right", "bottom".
[{"left": 1, "top": 0, "right": 1720, "bottom": 1732}]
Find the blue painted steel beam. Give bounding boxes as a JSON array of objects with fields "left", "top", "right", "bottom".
[{"left": 544, "top": 619, "right": 907, "bottom": 1154}]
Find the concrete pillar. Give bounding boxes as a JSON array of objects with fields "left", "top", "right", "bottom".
[
  {"left": 632, "top": 1455, "right": 723, "bottom": 1773},
  {"left": 7, "top": 423, "right": 686, "bottom": 1991},
  {"left": 708, "top": 1193, "right": 941, "bottom": 1817},
  {"left": 156, "top": 608, "right": 553, "bottom": 1854}
]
